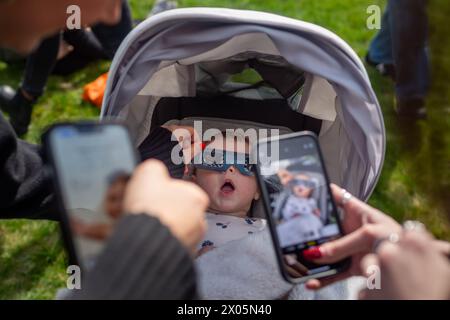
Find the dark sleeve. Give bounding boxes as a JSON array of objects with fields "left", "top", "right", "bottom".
[
  {"left": 138, "top": 126, "right": 185, "bottom": 179},
  {"left": 0, "top": 113, "right": 57, "bottom": 220},
  {"left": 68, "top": 214, "right": 198, "bottom": 300}
]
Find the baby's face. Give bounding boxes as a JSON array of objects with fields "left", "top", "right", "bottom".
[
  {"left": 193, "top": 136, "right": 258, "bottom": 218},
  {"left": 104, "top": 178, "right": 127, "bottom": 219},
  {"left": 291, "top": 174, "right": 313, "bottom": 198},
  {"left": 292, "top": 185, "right": 313, "bottom": 198}
]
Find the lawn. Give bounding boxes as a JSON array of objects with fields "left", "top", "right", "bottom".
[{"left": 0, "top": 0, "right": 449, "bottom": 299}]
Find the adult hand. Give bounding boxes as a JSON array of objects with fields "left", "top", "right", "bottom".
[
  {"left": 359, "top": 230, "right": 450, "bottom": 299},
  {"left": 123, "top": 159, "right": 209, "bottom": 254},
  {"left": 305, "top": 183, "right": 402, "bottom": 289},
  {"left": 306, "top": 184, "right": 450, "bottom": 291}
]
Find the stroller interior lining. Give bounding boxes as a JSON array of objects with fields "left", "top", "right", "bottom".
[{"left": 149, "top": 96, "right": 322, "bottom": 135}]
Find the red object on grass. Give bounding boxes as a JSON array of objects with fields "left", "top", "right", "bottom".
[{"left": 82, "top": 72, "right": 108, "bottom": 108}]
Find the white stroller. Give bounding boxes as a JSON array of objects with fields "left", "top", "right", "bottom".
[
  {"left": 101, "top": 7, "right": 385, "bottom": 200},
  {"left": 100, "top": 8, "right": 385, "bottom": 299}
]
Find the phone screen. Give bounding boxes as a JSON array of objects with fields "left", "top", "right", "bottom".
[
  {"left": 257, "top": 133, "right": 348, "bottom": 281},
  {"left": 48, "top": 124, "right": 136, "bottom": 270}
]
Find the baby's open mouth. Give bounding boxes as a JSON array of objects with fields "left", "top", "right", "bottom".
[{"left": 220, "top": 180, "right": 235, "bottom": 195}]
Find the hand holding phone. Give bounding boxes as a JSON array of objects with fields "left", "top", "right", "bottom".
[
  {"left": 305, "top": 183, "right": 402, "bottom": 289},
  {"left": 44, "top": 122, "right": 210, "bottom": 270},
  {"left": 43, "top": 122, "right": 137, "bottom": 270},
  {"left": 255, "top": 131, "right": 351, "bottom": 283}
]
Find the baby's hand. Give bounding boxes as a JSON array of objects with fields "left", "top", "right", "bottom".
[
  {"left": 162, "top": 124, "right": 202, "bottom": 163},
  {"left": 196, "top": 245, "right": 216, "bottom": 258}
]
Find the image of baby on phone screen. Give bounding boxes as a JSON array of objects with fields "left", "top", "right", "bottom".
[
  {"left": 185, "top": 132, "right": 266, "bottom": 257},
  {"left": 275, "top": 170, "right": 324, "bottom": 247},
  {"left": 71, "top": 173, "right": 128, "bottom": 239}
]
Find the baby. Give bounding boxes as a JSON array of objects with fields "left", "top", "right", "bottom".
[
  {"left": 185, "top": 132, "right": 265, "bottom": 256},
  {"left": 278, "top": 171, "right": 321, "bottom": 220},
  {"left": 183, "top": 131, "right": 358, "bottom": 300}
]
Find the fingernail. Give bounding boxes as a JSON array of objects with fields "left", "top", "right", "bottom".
[{"left": 303, "top": 246, "right": 323, "bottom": 260}]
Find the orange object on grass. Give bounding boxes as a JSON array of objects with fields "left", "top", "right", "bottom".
[{"left": 82, "top": 72, "right": 108, "bottom": 108}]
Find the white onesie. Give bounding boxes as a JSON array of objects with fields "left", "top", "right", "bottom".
[{"left": 198, "top": 212, "right": 266, "bottom": 250}]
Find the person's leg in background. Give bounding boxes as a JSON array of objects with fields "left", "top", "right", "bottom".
[
  {"left": 389, "top": 0, "right": 429, "bottom": 119},
  {"left": 366, "top": 7, "right": 396, "bottom": 80},
  {"left": 149, "top": 0, "right": 178, "bottom": 16},
  {"left": 0, "top": 33, "right": 60, "bottom": 136}
]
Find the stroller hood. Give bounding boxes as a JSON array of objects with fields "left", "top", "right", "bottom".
[{"left": 101, "top": 8, "right": 385, "bottom": 201}]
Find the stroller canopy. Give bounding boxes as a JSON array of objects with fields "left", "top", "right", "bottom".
[{"left": 101, "top": 8, "right": 385, "bottom": 200}]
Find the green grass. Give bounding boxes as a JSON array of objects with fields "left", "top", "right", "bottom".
[{"left": 0, "top": 0, "right": 449, "bottom": 299}]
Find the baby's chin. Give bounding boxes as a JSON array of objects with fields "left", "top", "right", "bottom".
[
  {"left": 220, "top": 211, "right": 248, "bottom": 218},
  {"left": 209, "top": 203, "right": 247, "bottom": 218}
]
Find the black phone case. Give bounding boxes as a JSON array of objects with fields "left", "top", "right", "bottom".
[
  {"left": 41, "top": 121, "right": 138, "bottom": 271},
  {"left": 253, "top": 130, "right": 351, "bottom": 284}
]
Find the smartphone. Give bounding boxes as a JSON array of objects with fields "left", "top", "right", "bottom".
[
  {"left": 43, "top": 122, "right": 137, "bottom": 271},
  {"left": 254, "top": 131, "right": 350, "bottom": 283}
]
